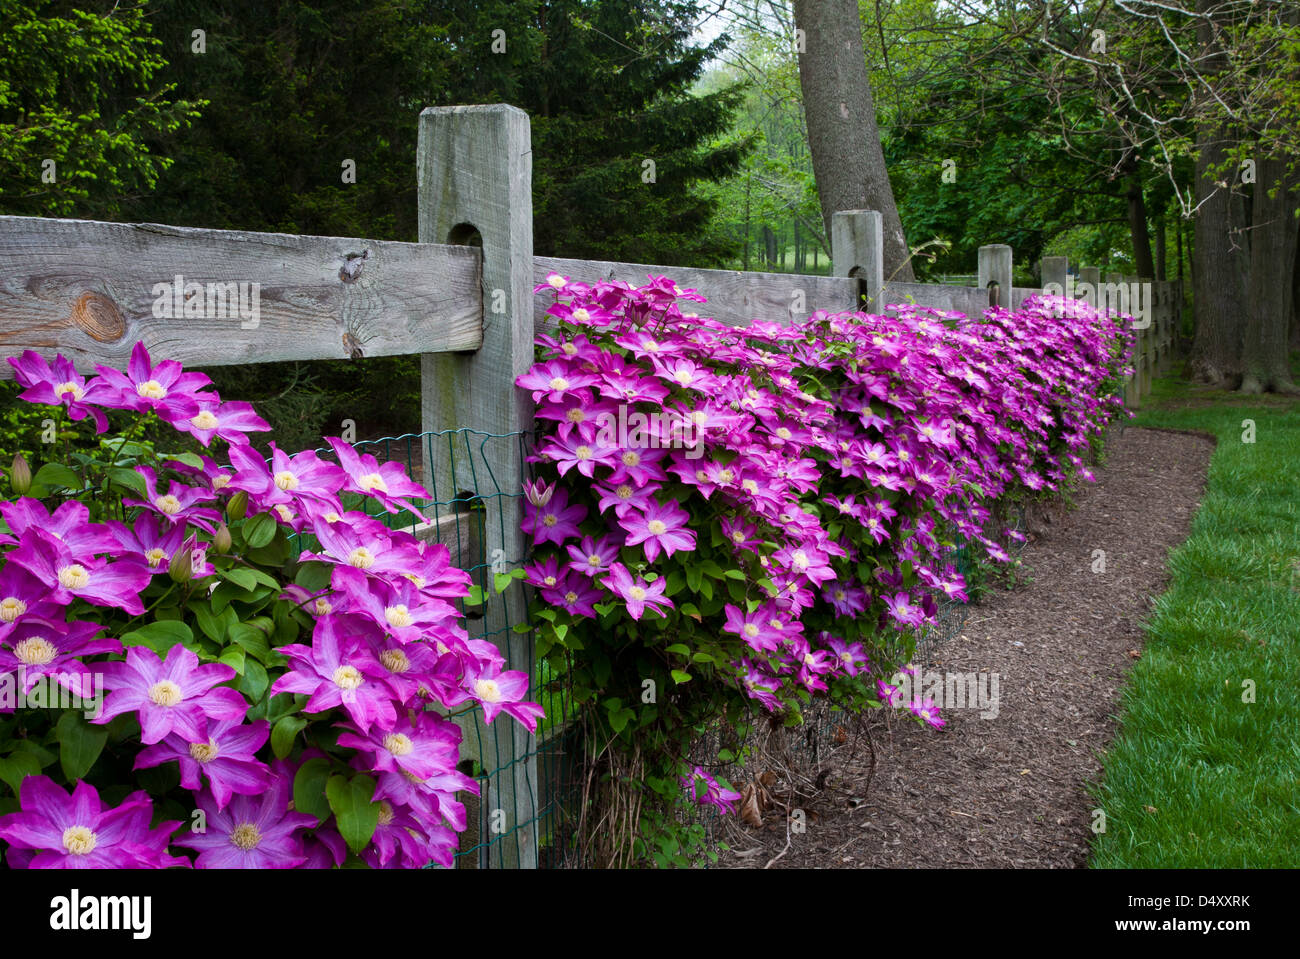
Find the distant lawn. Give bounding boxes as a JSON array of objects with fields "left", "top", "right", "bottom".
[{"left": 1089, "top": 363, "right": 1300, "bottom": 867}]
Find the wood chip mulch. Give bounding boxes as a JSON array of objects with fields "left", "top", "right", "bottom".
[{"left": 723, "top": 426, "right": 1215, "bottom": 869}]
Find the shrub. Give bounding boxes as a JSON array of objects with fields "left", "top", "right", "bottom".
[
  {"left": 519, "top": 274, "right": 1131, "bottom": 865},
  {"left": 0, "top": 343, "right": 538, "bottom": 868}
]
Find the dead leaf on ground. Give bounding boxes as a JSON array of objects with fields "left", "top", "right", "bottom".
[{"left": 740, "top": 783, "right": 763, "bottom": 827}]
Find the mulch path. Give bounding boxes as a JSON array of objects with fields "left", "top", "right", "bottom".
[{"left": 723, "top": 426, "right": 1215, "bottom": 869}]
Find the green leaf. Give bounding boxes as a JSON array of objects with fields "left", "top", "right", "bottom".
[
  {"left": 33, "top": 462, "right": 83, "bottom": 492},
  {"left": 228, "top": 622, "right": 272, "bottom": 663},
  {"left": 464, "top": 585, "right": 486, "bottom": 607},
  {"left": 294, "top": 561, "right": 333, "bottom": 593},
  {"left": 165, "top": 452, "right": 205, "bottom": 469},
  {"left": 105, "top": 467, "right": 148, "bottom": 496},
  {"left": 327, "top": 773, "right": 380, "bottom": 854},
  {"left": 242, "top": 513, "right": 277, "bottom": 549},
  {"left": 271, "top": 715, "right": 307, "bottom": 759},
  {"left": 293, "top": 758, "right": 333, "bottom": 822},
  {"left": 0, "top": 752, "right": 42, "bottom": 796},
  {"left": 493, "top": 571, "right": 515, "bottom": 594},
  {"left": 217, "top": 645, "right": 246, "bottom": 675},
  {"left": 236, "top": 658, "right": 269, "bottom": 701},
  {"left": 219, "top": 567, "right": 259, "bottom": 592},
  {"left": 671, "top": 669, "right": 692, "bottom": 684},
  {"left": 55, "top": 710, "right": 109, "bottom": 781},
  {"left": 121, "top": 621, "right": 196, "bottom": 656},
  {"left": 665, "top": 643, "right": 691, "bottom": 656}
]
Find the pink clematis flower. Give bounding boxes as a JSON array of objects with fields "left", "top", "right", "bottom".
[
  {"left": 521, "top": 486, "right": 587, "bottom": 547},
  {"left": 0, "top": 499, "right": 119, "bottom": 557},
  {"left": 327, "top": 438, "right": 428, "bottom": 520},
  {"left": 0, "top": 776, "right": 184, "bottom": 869},
  {"left": 270, "top": 614, "right": 397, "bottom": 733},
  {"left": 6, "top": 350, "right": 112, "bottom": 433},
  {"left": 92, "top": 340, "right": 211, "bottom": 422},
  {"left": 337, "top": 711, "right": 463, "bottom": 780},
  {"left": 7, "top": 529, "right": 153, "bottom": 616},
  {"left": 173, "top": 394, "right": 270, "bottom": 447},
  {"left": 0, "top": 619, "right": 120, "bottom": 698},
  {"left": 135, "top": 718, "right": 271, "bottom": 810},
  {"left": 124, "top": 466, "right": 222, "bottom": 532},
  {"left": 908, "top": 696, "right": 946, "bottom": 729},
  {"left": 364, "top": 800, "right": 458, "bottom": 869},
  {"left": 462, "top": 661, "right": 545, "bottom": 731},
  {"left": 172, "top": 775, "right": 316, "bottom": 869},
  {"left": 107, "top": 512, "right": 189, "bottom": 575},
  {"left": 618, "top": 499, "right": 695, "bottom": 562},
  {"left": 601, "top": 563, "right": 672, "bottom": 621},
  {"left": 681, "top": 766, "right": 742, "bottom": 815},
  {"left": 565, "top": 533, "right": 622, "bottom": 579},
  {"left": 95, "top": 644, "right": 248, "bottom": 745}
]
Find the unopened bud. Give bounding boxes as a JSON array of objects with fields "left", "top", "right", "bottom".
[
  {"left": 212, "top": 523, "right": 232, "bottom": 554},
  {"left": 168, "top": 546, "right": 194, "bottom": 583},
  {"left": 227, "top": 490, "right": 249, "bottom": 522},
  {"left": 9, "top": 454, "right": 31, "bottom": 495},
  {"left": 524, "top": 479, "right": 554, "bottom": 507}
]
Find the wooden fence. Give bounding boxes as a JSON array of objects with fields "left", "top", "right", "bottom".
[{"left": 0, "top": 103, "right": 1179, "bottom": 867}]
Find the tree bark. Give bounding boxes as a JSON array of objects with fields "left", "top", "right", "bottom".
[
  {"left": 1291, "top": 238, "right": 1300, "bottom": 350},
  {"left": 1187, "top": 0, "right": 1250, "bottom": 386},
  {"left": 1127, "top": 173, "right": 1156, "bottom": 278},
  {"left": 1240, "top": 155, "right": 1300, "bottom": 393},
  {"left": 1154, "top": 215, "right": 1166, "bottom": 281},
  {"left": 794, "top": 0, "right": 914, "bottom": 280}
]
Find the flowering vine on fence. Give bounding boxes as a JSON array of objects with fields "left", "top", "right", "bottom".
[
  {"left": 520, "top": 273, "right": 1131, "bottom": 865},
  {"left": 0, "top": 343, "right": 539, "bottom": 868}
]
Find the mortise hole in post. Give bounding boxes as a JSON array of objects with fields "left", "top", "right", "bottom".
[
  {"left": 848, "top": 266, "right": 868, "bottom": 310},
  {"left": 446, "top": 223, "right": 483, "bottom": 248},
  {"left": 986, "top": 281, "right": 1001, "bottom": 308},
  {"left": 447, "top": 223, "right": 485, "bottom": 353}
]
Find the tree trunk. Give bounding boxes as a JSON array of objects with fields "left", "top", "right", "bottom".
[
  {"left": 1154, "top": 215, "right": 1166, "bottom": 281},
  {"left": 794, "top": 0, "right": 914, "bottom": 280},
  {"left": 1291, "top": 238, "right": 1300, "bottom": 350},
  {"left": 1186, "top": 0, "right": 1250, "bottom": 386},
  {"left": 1240, "top": 155, "right": 1299, "bottom": 393},
  {"left": 1127, "top": 173, "right": 1156, "bottom": 278}
]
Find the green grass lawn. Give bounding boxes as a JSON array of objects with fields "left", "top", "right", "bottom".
[{"left": 1088, "top": 364, "right": 1300, "bottom": 867}]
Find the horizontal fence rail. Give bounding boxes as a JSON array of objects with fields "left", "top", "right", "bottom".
[{"left": 0, "top": 216, "right": 484, "bottom": 373}]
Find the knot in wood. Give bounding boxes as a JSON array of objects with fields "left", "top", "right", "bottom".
[{"left": 70, "top": 291, "right": 127, "bottom": 342}]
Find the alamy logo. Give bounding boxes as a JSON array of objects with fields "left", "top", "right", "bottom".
[
  {"left": 50, "top": 889, "right": 151, "bottom": 939},
  {"left": 889, "top": 668, "right": 1001, "bottom": 719},
  {"left": 1041, "top": 275, "right": 1151, "bottom": 330},
  {"left": 593, "top": 404, "right": 705, "bottom": 459},
  {"left": 0, "top": 667, "right": 103, "bottom": 719},
  {"left": 151, "top": 274, "right": 260, "bottom": 329}
]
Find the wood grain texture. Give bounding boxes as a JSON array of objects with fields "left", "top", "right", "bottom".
[
  {"left": 418, "top": 103, "right": 538, "bottom": 869},
  {"left": 832, "top": 210, "right": 883, "bottom": 305},
  {"left": 882, "top": 281, "right": 991, "bottom": 317},
  {"left": 534, "top": 256, "right": 858, "bottom": 329},
  {"left": 0, "top": 216, "right": 482, "bottom": 373}
]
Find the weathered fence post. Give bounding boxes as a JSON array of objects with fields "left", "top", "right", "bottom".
[
  {"left": 831, "top": 210, "right": 883, "bottom": 308},
  {"left": 1040, "top": 255, "right": 1068, "bottom": 295},
  {"left": 417, "top": 104, "right": 538, "bottom": 869},
  {"left": 978, "top": 244, "right": 1013, "bottom": 308},
  {"left": 1079, "top": 266, "right": 1101, "bottom": 308}
]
